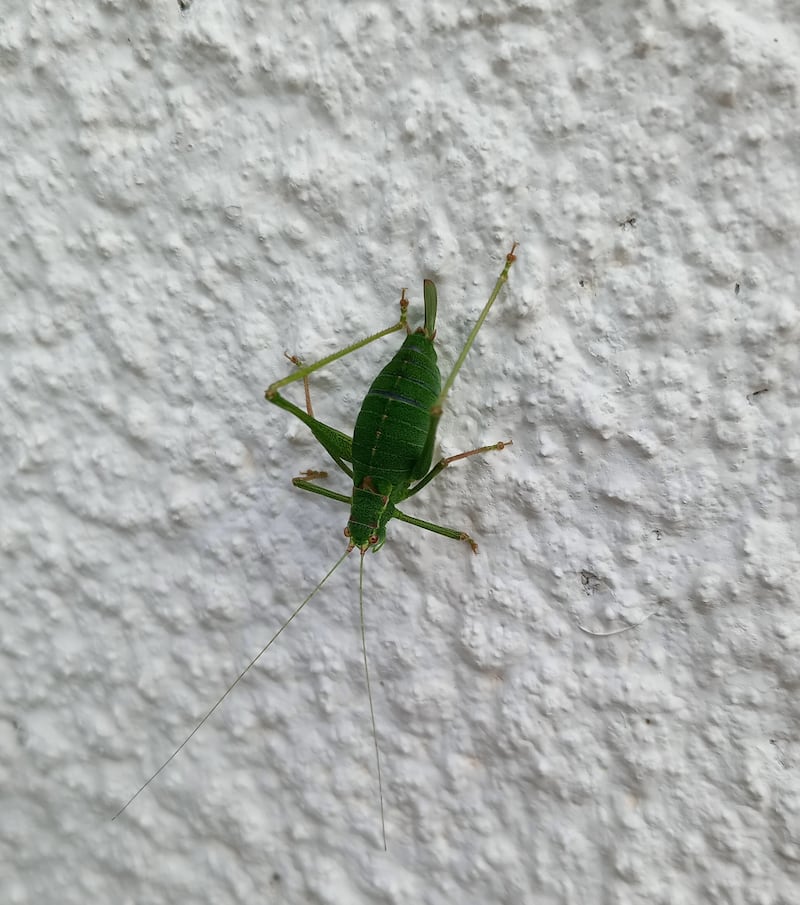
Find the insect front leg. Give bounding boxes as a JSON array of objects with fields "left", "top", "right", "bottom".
[{"left": 391, "top": 508, "right": 479, "bottom": 553}]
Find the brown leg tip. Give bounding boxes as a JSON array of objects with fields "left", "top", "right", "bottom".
[
  {"left": 461, "top": 533, "right": 479, "bottom": 554},
  {"left": 295, "top": 469, "right": 328, "bottom": 481}
]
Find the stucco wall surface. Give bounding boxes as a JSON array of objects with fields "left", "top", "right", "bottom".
[{"left": 2, "top": 1, "right": 799, "bottom": 903}]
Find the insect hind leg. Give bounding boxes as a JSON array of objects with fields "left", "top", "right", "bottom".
[{"left": 266, "top": 294, "right": 409, "bottom": 402}]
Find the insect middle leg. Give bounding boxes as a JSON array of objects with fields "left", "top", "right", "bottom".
[
  {"left": 405, "top": 440, "right": 513, "bottom": 499},
  {"left": 292, "top": 471, "right": 352, "bottom": 506},
  {"left": 440, "top": 439, "right": 513, "bottom": 467}
]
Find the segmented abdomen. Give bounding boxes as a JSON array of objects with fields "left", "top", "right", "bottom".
[{"left": 351, "top": 333, "right": 440, "bottom": 490}]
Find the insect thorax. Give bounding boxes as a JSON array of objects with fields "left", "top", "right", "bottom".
[{"left": 346, "top": 485, "right": 394, "bottom": 550}]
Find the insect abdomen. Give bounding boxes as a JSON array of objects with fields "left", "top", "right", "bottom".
[{"left": 351, "top": 333, "right": 440, "bottom": 490}]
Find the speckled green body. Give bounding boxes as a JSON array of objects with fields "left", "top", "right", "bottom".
[
  {"left": 347, "top": 333, "right": 440, "bottom": 549},
  {"left": 115, "top": 250, "right": 517, "bottom": 844}
]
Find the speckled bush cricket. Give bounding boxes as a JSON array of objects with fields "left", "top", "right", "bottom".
[{"left": 113, "top": 244, "right": 518, "bottom": 848}]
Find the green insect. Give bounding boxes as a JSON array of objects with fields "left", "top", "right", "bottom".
[{"left": 114, "top": 243, "right": 518, "bottom": 848}]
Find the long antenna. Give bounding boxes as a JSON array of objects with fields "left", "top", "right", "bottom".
[
  {"left": 358, "top": 550, "right": 387, "bottom": 849},
  {"left": 113, "top": 547, "right": 353, "bottom": 820}
]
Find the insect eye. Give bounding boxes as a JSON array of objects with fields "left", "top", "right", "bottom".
[
  {"left": 369, "top": 534, "right": 379, "bottom": 545},
  {"left": 343, "top": 527, "right": 351, "bottom": 537}
]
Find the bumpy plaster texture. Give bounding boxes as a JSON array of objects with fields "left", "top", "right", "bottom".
[{"left": 2, "top": 1, "right": 799, "bottom": 903}]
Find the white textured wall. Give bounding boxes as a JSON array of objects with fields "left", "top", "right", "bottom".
[{"left": 3, "top": 1, "right": 799, "bottom": 902}]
